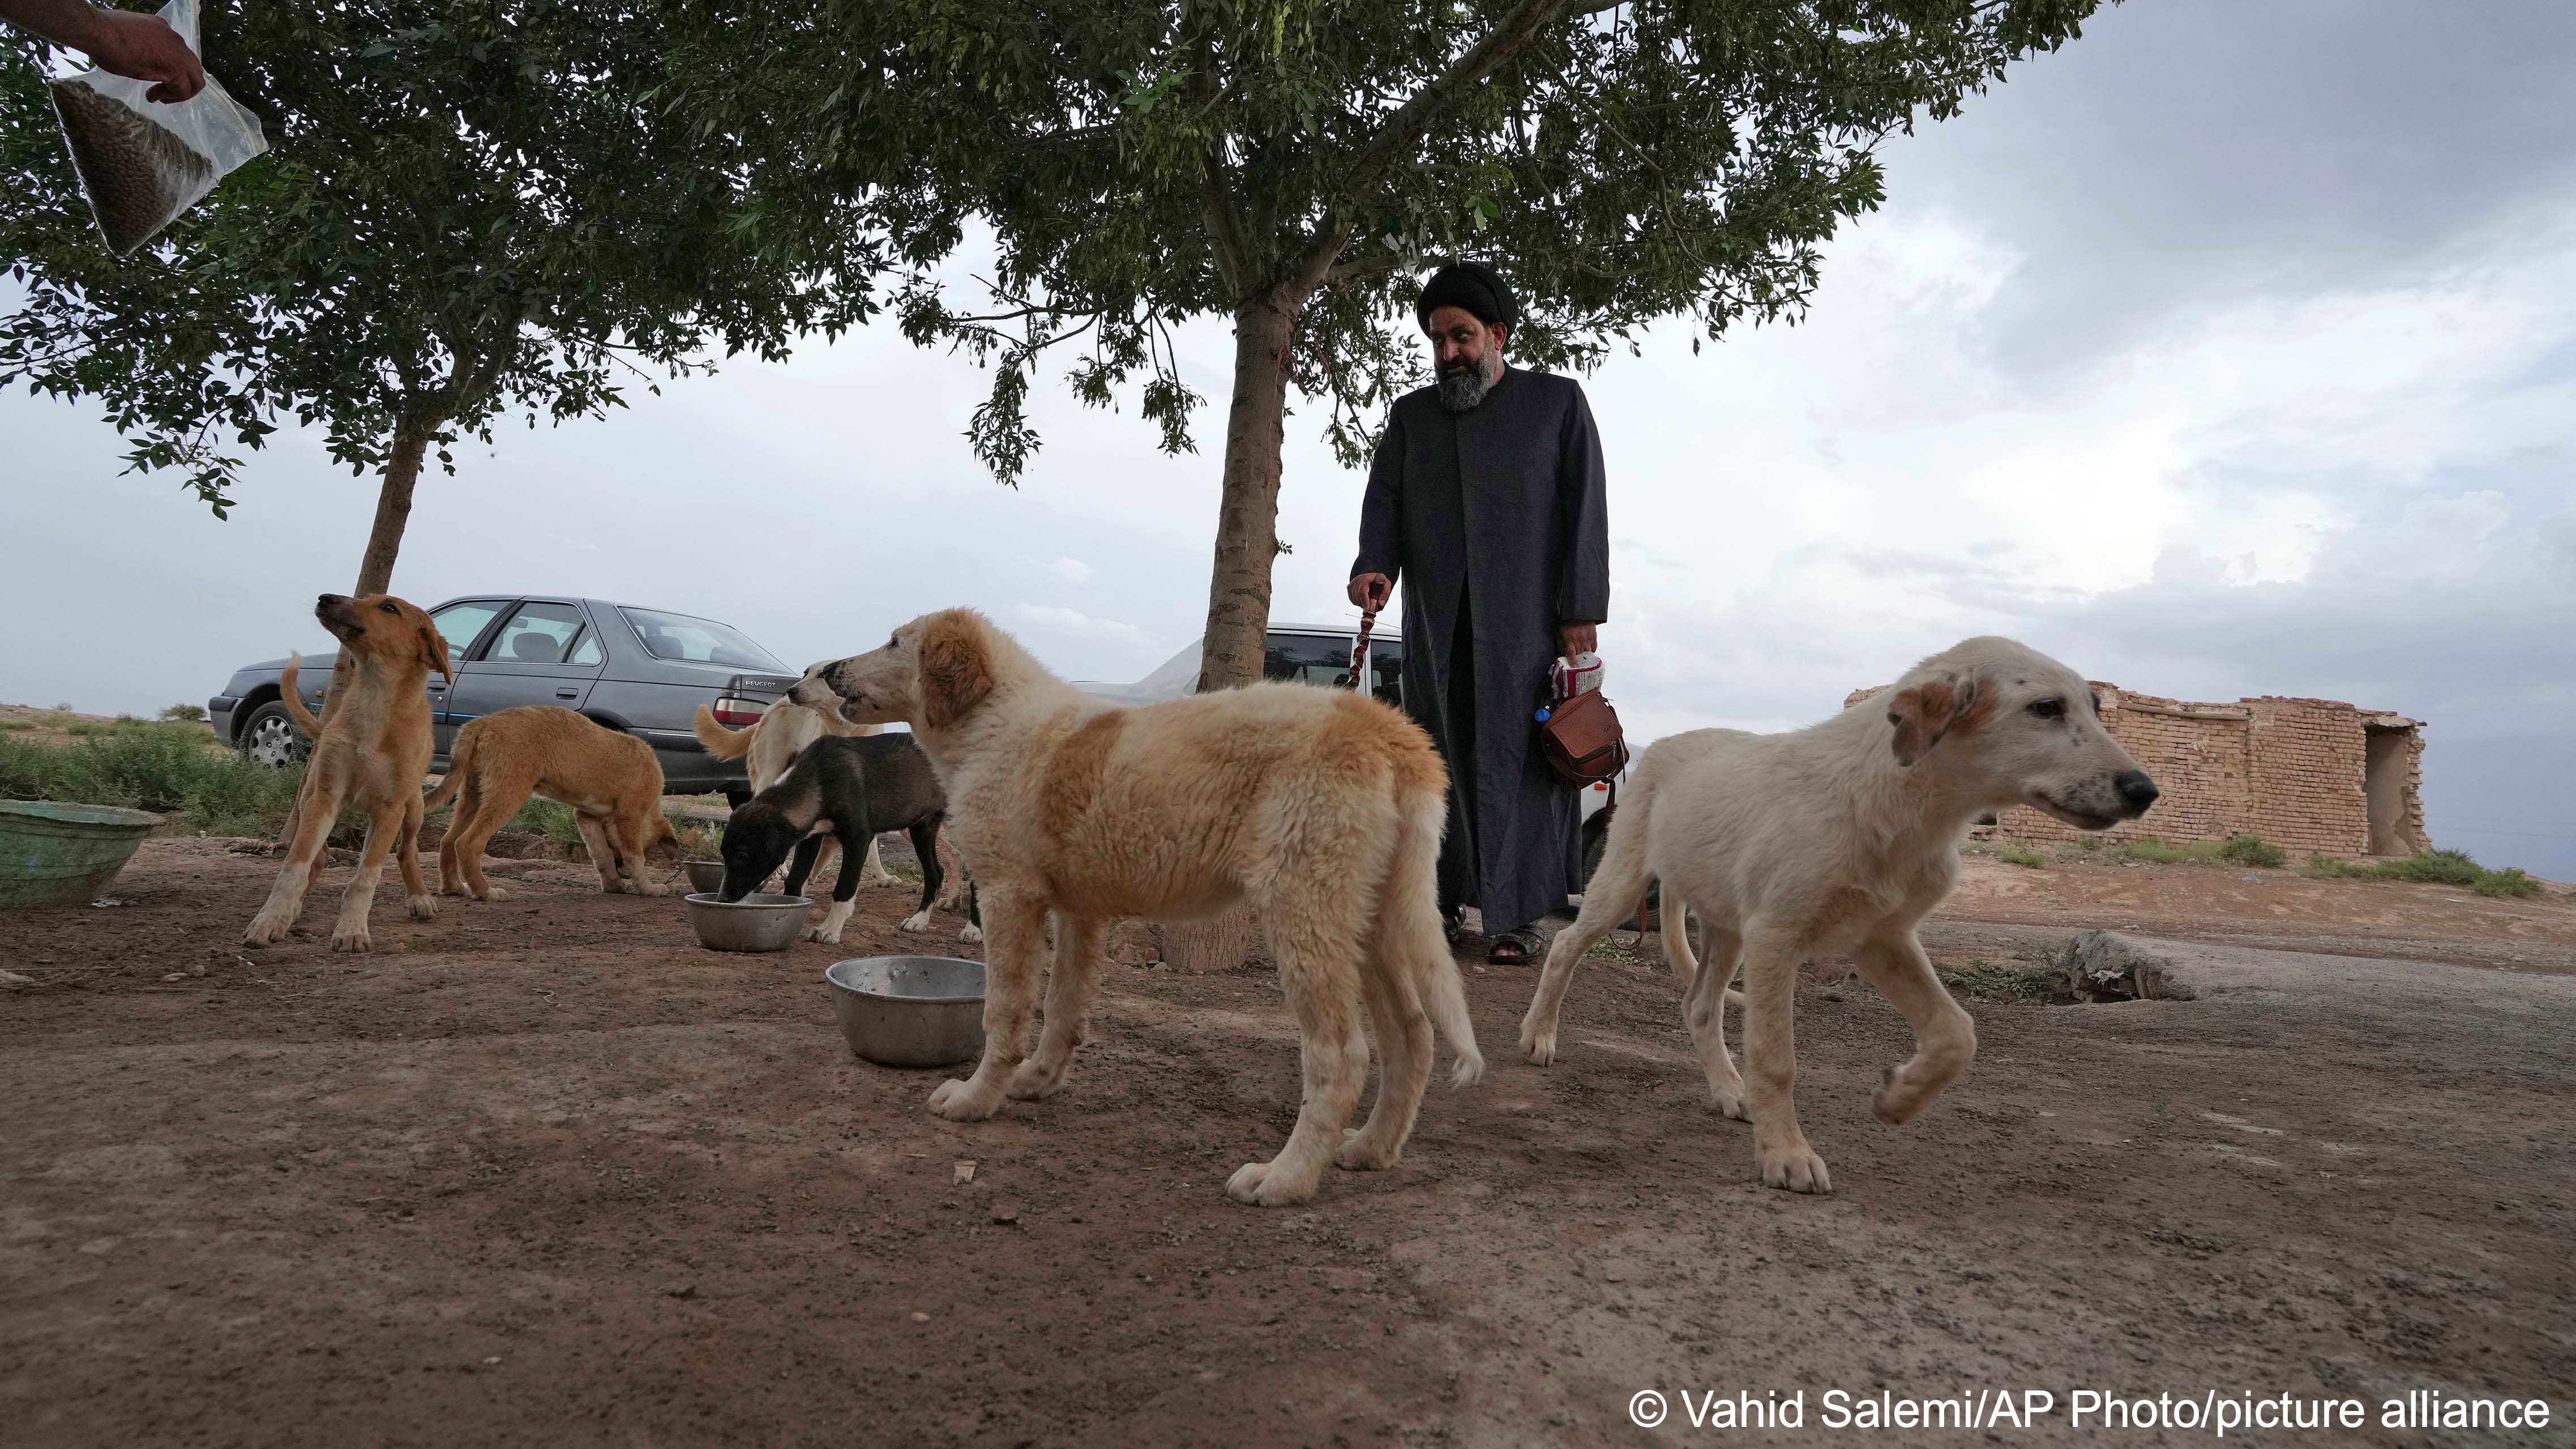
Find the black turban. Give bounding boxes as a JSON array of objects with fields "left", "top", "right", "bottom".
[{"left": 1414, "top": 261, "right": 1518, "bottom": 332}]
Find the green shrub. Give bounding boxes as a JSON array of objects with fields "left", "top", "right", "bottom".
[
  {"left": 2214, "top": 833, "right": 2287, "bottom": 868},
  {"left": 159, "top": 703, "right": 207, "bottom": 723},
  {"left": 1997, "top": 842, "right": 2046, "bottom": 868},
  {"left": 1937, "top": 957, "right": 2060, "bottom": 1003},
  {"left": 0, "top": 728, "right": 310, "bottom": 840},
  {"left": 2306, "top": 848, "right": 2543, "bottom": 899},
  {"left": 2112, "top": 836, "right": 2194, "bottom": 864},
  {"left": 2368, "top": 848, "right": 2483, "bottom": 886},
  {"left": 2472, "top": 868, "right": 2541, "bottom": 899}
]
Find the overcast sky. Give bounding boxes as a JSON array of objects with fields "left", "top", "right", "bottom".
[{"left": 6, "top": 0, "right": 2573, "bottom": 879}]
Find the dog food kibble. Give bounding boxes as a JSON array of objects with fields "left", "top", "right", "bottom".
[{"left": 49, "top": 79, "right": 213, "bottom": 255}]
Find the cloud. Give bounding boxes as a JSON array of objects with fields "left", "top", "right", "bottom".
[
  {"left": 1016, "top": 604, "right": 1149, "bottom": 645},
  {"left": 1042, "top": 555, "right": 1096, "bottom": 585}
]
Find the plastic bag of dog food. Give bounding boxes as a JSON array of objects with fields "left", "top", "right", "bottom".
[{"left": 46, "top": 0, "right": 267, "bottom": 256}]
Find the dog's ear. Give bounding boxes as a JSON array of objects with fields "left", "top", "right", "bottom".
[
  {"left": 417, "top": 621, "right": 453, "bottom": 682},
  {"left": 1887, "top": 675, "right": 1978, "bottom": 766},
  {"left": 918, "top": 612, "right": 994, "bottom": 729}
]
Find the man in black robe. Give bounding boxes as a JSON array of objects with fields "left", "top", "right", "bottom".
[{"left": 1349, "top": 262, "right": 1610, "bottom": 964}]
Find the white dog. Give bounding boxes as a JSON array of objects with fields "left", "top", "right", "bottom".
[
  {"left": 797, "top": 608, "right": 1483, "bottom": 1207},
  {"left": 1519, "top": 636, "right": 2158, "bottom": 1194}
]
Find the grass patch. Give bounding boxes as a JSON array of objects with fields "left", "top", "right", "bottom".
[
  {"left": 1937, "top": 955, "right": 2061, "bottom": 1003},
  {"left": 2308, "top": 848, "right": 2541, "bottom": 899},
  {"left": 2110, "top": 833, "right": 2286, "bottom": 868},
  {"left": 669, "top": 809, "right": 724, "bottom": 860},
  {"left": 0, "top": 726, "right": 310, "bottom": 839},
  {"left": 159, "top": 703, "right": 206, "bottom": 723},
  {"left": 1997, "top": 841, "right": 2047, "bottom": 869},
  {"left": 2213, "top": 833, "right": 2287, "bottom": 868}
]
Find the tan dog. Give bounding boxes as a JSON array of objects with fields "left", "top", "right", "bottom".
[
  {"left": 242, "top": 593, "right": 450, "bottom": 952},
  {"left": 691, "top": 695, "right": 899, "bottom": 888},
  {"left": 1520, "top": 637, "right": 2159, "bottom": 1193},
  {"left": 426, "top": 706, "right": 680, "bottom": 899},
  {"left": 797, "top": 609, "right": 1483, "bottom": 1207}
]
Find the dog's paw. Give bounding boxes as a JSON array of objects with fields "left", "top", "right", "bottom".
[
  {"left": 867, "top": 873, "right": 908, "bottom": 890},
  {"left": 898, "top": 911, "right": 931, "bottom": 934},
  {"left": 1872, "top": 1063, "right": 1958, "bottom": 1126},
  {"left": 1334, "top": 1128, "right": 1400, "bottom": 1172},
  {"left": 804, "top": 924, "right": 845, "bottom": 945},
  {"left": 328, "top": 924, "right": 373, "bottom": 954},
  {"left": 958, "top": 922, "right": 985, "bottom": 945},
  {"left": 406, "top": 894, "right": 437, "bottom": 921},
  {"left": 1004, "top": 1058, "right": 1068, "bottom": 1101},
  {"left": 1225, "top": 1158, "right": 1318, "bottom": 1207},
  {"left": 1757, "top": 1142, "right": 1833, "bottom": 1195},
  {"left": 241, "top": 911, "right": 292, "bottom": 947},
  {"left": 1709, "top": 1083, "right": 1751, "bottom": 1122},
  {"left": 627, "top": 880, "right": 669, "bottom": 898},
  {"left": 927, "top": 1078, "right": 1003, "bottom": 1122},
  {"left": 476, "top": 884, "right": 509, "bottom": 903},
  {"left": 1518, "top": 1019, "right": 1559, "bottom": 1067}
]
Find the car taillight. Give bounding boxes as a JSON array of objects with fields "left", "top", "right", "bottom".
[{"left": 712, "top": 697, "right": 767, "bottom": 728}]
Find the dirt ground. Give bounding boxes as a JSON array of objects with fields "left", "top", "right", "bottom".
[{"left": 4, "top": 839, "right": 2572, "bottom": 1446}]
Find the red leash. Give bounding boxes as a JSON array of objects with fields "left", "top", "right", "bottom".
[{"left": 1342, "top": 609, "right": 1378, "bottom": 691}]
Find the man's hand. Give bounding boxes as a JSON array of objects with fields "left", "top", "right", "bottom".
[
  {"left": 1558, "top": 622, "right": 1597, "bottom": 663},
  {"left": 1, "top": 1, "right": 208, "bottom": 102},
  {"left": 1349, "top": 572, "right": 1393, "bottom": 613}
]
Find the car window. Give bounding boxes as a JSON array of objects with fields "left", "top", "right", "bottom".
[
  {"left": 486, "top": 601, "right": 587, "bottom": 666},
  {"left": 1368, "top": 639, "right": 1404, "bottom": 709},
  {"left": 1264, "top": 631, "right": 1356, "bottom": 689},
  {"left": 566, "top": 629, "right": 604, "bottom": 667},
  {"left": 429, "top": 600, "right": 507, "bottom": 661},
  {"left": 617, "top": 608, "right": 789, "bottom": 671}
]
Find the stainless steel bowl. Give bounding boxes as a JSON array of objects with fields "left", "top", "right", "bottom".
[
  {"left": 683, "top": 859, "right": 726, "bottom": 894},
  {"left": 825, "top": 956, "right": 986, "bottom": 1067},
  {"left": 683, "top": 891, "right": 811, "bottom": 952}
]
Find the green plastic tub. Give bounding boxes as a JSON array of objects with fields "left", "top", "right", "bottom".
[{"left": 0, "top": 800, "right": 165, "bottom": 909}]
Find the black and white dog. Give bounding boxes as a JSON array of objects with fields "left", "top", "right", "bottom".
[{"left": 718, "top": 733, "right": 978, "bottom": 945}]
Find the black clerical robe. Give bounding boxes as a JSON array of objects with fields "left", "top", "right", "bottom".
[{"left": 1351, "top": 366, "right": 1610, "bottom": 934}]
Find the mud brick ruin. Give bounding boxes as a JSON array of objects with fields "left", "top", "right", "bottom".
[{"left": 1843, "top": 682, "right": 2429, "bottom": 858}]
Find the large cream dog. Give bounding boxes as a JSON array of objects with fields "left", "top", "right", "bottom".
[
  {"left": 1519, "top": 636, "right": 2158, "bottom": 1194},
  {"left": 797, "top": 609, "right": 1484, "bottom": 1207}
]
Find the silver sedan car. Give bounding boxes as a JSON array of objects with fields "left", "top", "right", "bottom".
[{"left": 208, "top": 595, "right": 802, "bottom": 802}]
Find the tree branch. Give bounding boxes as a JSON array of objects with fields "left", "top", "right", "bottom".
[{"left": 1285, "top": 0, "right": 1577, "bottom": 294}]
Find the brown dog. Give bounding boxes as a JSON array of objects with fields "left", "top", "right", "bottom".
[
  {"left": 242, "top": 593, "right": 449, "bottom": 952},
  {"left": 425, "top": 706, "right": 679, "bottom": 899}
]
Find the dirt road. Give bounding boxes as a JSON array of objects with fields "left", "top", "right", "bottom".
[{"left": 3, "top": 841, "right": 2570, "bottom": 1446}]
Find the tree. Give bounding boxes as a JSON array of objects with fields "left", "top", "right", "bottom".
[
  {"left": 1, "top": 1, "right": 887, "bottom": 596},
  {"left": 674, "top": 0, "right": 2102, "bottom": 689}
]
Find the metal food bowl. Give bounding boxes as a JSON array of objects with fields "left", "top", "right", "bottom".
[
  {"left": 683, "top": 891, "right": 811, "bottom": 952},
  {"left": 825, "top": 956, "right": 986, "bottom": 1068},
  {"left": 683, "top": 859, "right": 726, "bottom": 894}
]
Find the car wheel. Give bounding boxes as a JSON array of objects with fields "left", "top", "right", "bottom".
[{"left": 237, "top": 700, "right": 308, "bottom": 768}]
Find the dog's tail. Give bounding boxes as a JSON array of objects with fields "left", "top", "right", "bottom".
[
  {"left": 691, "top": 703, "right": 757, "bottom": 761},
  {"left": 1387, "top": 783, "right": 1484, "bottom": 1089},
  {"left": 278, "top": 653, "right": 323, "bottom": 737},
  {"left": 421, "top": 719, "right": 478, "bottom": 810}
]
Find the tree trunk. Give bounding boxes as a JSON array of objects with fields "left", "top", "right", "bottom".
[
  {"left": 1193, "top": 292, "right": 1300, "bottom": 693},
  {"left": 353, "top": 403, "right": 439, "bottom": 597}
]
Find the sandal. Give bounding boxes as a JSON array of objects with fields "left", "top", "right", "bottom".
[{"left": 1487, "top": 927, "right": 1541, "bottom": 965}]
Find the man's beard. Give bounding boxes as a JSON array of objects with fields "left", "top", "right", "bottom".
[{"left": 1435, "top": 349, "right": 1505, "bottom": 412}]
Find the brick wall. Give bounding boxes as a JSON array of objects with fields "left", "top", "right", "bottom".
[{"left": 1841, "top": 681, "right": 2427, "bottom": 857}]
